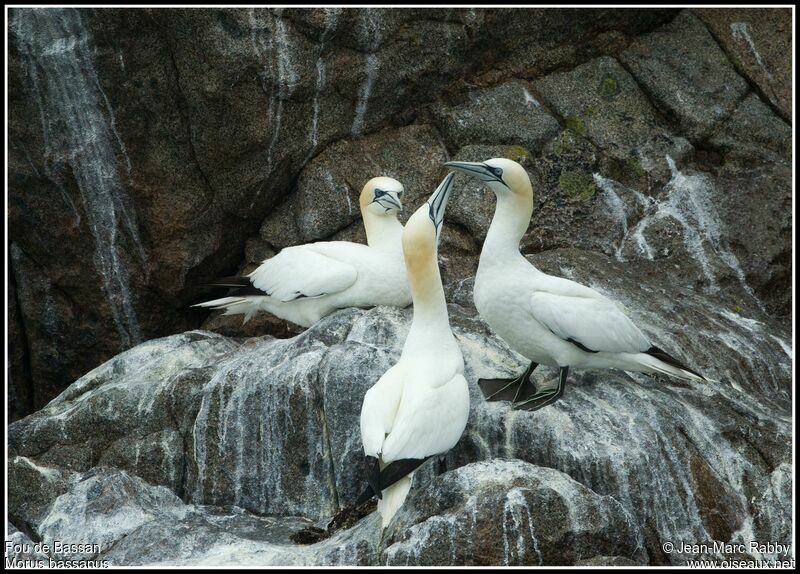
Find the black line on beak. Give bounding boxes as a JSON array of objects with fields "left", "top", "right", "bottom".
[
  {"left": 428, "top": 173, "right": 456, "bottom": 231},
  {"left": 444, "top": 161, "right": 506, "bottom": 186}
]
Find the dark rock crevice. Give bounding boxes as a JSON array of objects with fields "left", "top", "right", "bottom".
[{"left": 8, "top": 260, "right": 35, "bottom": 422}]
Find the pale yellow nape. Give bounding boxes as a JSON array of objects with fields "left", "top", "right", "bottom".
[{"left": 401, "top": 205, "right": 439, "bottom": 292}]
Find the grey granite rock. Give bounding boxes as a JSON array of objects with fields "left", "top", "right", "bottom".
[
  {"left": 620, "top": 10, "right": 750, "bottom": 139},
  {"left": 432, "top": 79, "right": 561, "bottom": 154},
  {"left": 8, "top": 262, "right": 791, "bottom": 564}
]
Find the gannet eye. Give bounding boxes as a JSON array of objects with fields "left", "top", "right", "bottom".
[
  {"left": 374, "top": 189, "right": 387, "bottom": 198},
  {"left": 491, "top": 167, "right": 503, "bottom": 178}
]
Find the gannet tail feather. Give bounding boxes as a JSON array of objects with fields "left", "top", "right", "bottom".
[
  {"left": 639, "top": 346, "right": 706, "bottom": 382},
  {"left": 191, "top": 296, "right": 262, "bottom": 324},
  {"left": 192, "top": 296, "right": 243, "bottom": 309},
  {"left": 377, "top": 475, "right": 412, "bottom": 528}
]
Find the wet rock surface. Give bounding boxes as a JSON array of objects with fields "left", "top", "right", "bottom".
[
  {"left": 7, "top": 6, "right": 793, "bottom": 567},
  {"left": 383, "top": 460, "right": 648, "bottom": 566},
  {"left": 7, "top": 251, "right": 792, "bottom": 564}
]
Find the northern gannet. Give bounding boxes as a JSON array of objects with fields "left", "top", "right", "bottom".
[
  {"left": 193, "top": 177, "right": 411, "bottom": 327},
  {"left": 445, "top": 158, "right": 706, "bottom": 411},
  {"left": 356, "top": 173, "right": 470, "bottom": 528}
]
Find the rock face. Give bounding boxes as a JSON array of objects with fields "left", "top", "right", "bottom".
[
  {"left": 8, "top": 7, "right": 791, "bottom": 420},
  {"left": 6, "top": 6, "right": 794, "bottom": 566},
  {"left": 619, "top": 11, "right": 750, "bottom": 140},
  {"left": 384, "top": 460, "right": 647, "bottom": 566},
  {"left": 8, "top": 248, "right": 792, "bottom": 564},
  {"left": 693, "top": 8, "right": 792, "bottom": 123}
]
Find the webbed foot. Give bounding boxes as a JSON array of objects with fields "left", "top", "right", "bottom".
[
  {"left": 478, "top": 362, "right": 538, "bottom": 402},
  {"left": 513, "top": 366, "right": 567, "bottom": 411}
]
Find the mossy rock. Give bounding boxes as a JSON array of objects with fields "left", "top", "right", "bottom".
[
  {"left": 565, "top": 115, "right": 587, "bottom": 136},
  {"left": 598, "top": 74, "right": 620, "bottom": 100},
  {"left": 559, "top": 169, "right": 596, "bottom": 202},
  {"left": 502, "top": 145, "right": 532, "bottom": 163},
  {"left": 551, "top": 130, "right": 580, "bottom": 156},
  {"left": 603, "top": 156, "right": 647, "bottom": 186}
]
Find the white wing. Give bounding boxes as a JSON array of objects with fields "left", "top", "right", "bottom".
[
  {"left": 380, "top": 374, "right": 470, "bottom": 463},
  {"left": 528, "top": 283, "right": 650, "bottom": 354},
  {"left": 248, "top": 244, "right": 358, "bottom": 302},
  {"left": 360, "top": 366, "right": 404, "bottom": 458}
]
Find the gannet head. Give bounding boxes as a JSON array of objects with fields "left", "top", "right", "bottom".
[
  {"left": 402, "top": 173, "right": 456, "bottom": 269},
  {"left": 444, "top": 158, "right": 532, "bottom": 199},
  {"left": 360, "top": 176, "right": 404, "bottom": 217}
]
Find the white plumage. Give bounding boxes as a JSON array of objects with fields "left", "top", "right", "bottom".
[
  {"left": 359, "top": 173, "right": 469, "bottom": 528},
  {"left": 193, "top": 177, "right": 411, "bottom": 327},
  {"left": 446, "top": 158, "right": 705, "bottom": 410},
  {"left": 250, "top": 245, "right": 358, "bottom": 302}
]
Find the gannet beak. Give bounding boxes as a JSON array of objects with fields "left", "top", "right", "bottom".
[
  {"left": 427, "top": 173, "right": 456, "bottom": 236},
  {"left": 373, "top": 190, "right": 403, "bottom": 213},
  {"left": 444, "top": 161, "right": 503, "bottom": 184}
]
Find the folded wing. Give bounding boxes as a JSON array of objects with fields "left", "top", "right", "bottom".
[
  {"left": 380, "top": 373, "right": 470, "bottom": 462},
  {"left": 528, "top": 289, "right": 651, "bottom": 354},
  {"left": 248, "top": 245, "right": 358, "bottom": 302}
]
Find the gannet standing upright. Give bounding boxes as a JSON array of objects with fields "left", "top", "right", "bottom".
[
  {"left": 445, "top": 158, "right": 705, "bottom": 411},
  {"left": 193, "top": 177, "right": 412, "bottom": 327},
  {"left": 357, "top": 173, "right": 470, "bottom": 528}
]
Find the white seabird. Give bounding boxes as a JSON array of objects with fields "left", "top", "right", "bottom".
[
  {"left": 193, "top": 177, "right": 411, "bottom": 327},
  {"left": 445, "top": 158, "right": 706, "bottom": 411},
  {"left": 356, "top": 173, "right": 470, "bottom": 528}
]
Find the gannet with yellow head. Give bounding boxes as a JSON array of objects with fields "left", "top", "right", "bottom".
[
  {"left": 445, "top": 158, "right": 706, "bottom": 411},
  {"left": 356, "top": 173, "right": 470, "bottom": 528},
  {"left": 193, "top": 177, "right": 411, "bottom": 327}
]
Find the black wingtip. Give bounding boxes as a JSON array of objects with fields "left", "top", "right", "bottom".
[
  {"left": 365, "top": 456, "right": 382, "bottom": 501},
  {"left": 197, "top": 276, "right": 251, "bottom": 288},
  {"left": 356, "top": 456, "right": 434, "bottom": 506},
  {"left": 209, "top": 275, "right": 251, "bottom": 286},
  {"left": 646, "top": 345, "right": 705, "bottom": 380},
  {"left": 355, "top": 486, "right": 374, "bottom": 505},
  {"left": 197, "top": 275, "right": 266, "bottom": 297}
]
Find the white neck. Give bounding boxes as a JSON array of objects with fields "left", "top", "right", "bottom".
[
  {"left": 405, "top": 253, "right": 452, "bottom": 350},
  {"left": 482, "top": 193, "right": 533, "bottom": 264},
  {"left": 362, "top": 211, "right": 403, "bottom": 250}
]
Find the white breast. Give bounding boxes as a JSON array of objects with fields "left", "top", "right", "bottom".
[{"left": 474, "top": 262, "right": 562, "bottom": 367}]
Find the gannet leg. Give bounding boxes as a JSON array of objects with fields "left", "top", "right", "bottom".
[
  {"left": 437, "top": 455, "right": 448, "bottom": 475},
  {"left": 478, "top": 361, "right": 538, "bottom": 402},
  {"left": 513, "top": 366, "right": 567, "bottom": 411}
]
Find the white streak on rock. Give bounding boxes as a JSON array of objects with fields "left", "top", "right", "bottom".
[
  {"left": 731, "top": 22, "right": 772, "bottom": 80},
  {"left": 351, "top": 10, "right": 382, "bottom": 137},
  {"left": 523, "top": 88, "right": 540, "bottom": 107},
  {"left": 13, "top": 8, "right": 145, "bottom": 346},
  {"left": 305, "top": 9, "right": 340, "bottom": 163}
]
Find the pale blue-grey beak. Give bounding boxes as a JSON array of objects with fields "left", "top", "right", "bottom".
[
  {"left": 373, "top": 189, "right": 403, "bottom": 212},
  {"left": 427, "top": 173, "right": 456, "bottom": 236},
  {"left": 444, "top": 160, "right": 505, "bottom": 185}
]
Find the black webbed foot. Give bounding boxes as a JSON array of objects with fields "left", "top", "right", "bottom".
[
  {"left": 478, "top": 362, "right": 538, "bottom": 402},
  {"left": 513, "top": 366, "right": 568, "bottom": 412}
]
